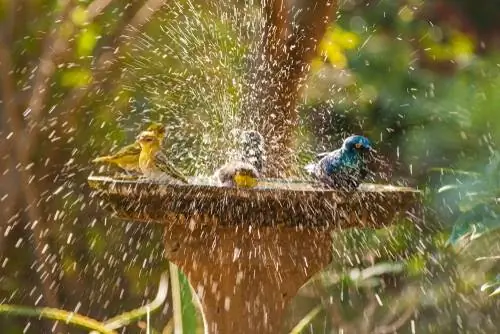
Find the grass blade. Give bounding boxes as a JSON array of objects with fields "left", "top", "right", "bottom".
[{"left": 0, "top": 304, "right": 117, "bottom": 334}]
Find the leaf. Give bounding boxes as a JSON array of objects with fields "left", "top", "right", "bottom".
[
  {"left": 406, "top": 254, "right": 426, "bottom": 276},
  {"left": 488, "top": 286, "right": 500, "bottom": 297},
  {"left": 77, "top": 25, "right": 99, "bottom": 57},
  {"left": 428, "top": 167, "right": 480, "bottom": 177},
  {"left": 480, "top": 281, "right": 497, "bottom": 292},
  {"left": 355, "top": 262, "right": 404, "bottom": 280},
  {"left": 476, "top": 256, "right": 500, "bottom": 261},
  {"left": 438, "top": 184, "right": 460, "bottom": 193},
  {"left": 179, "top": 270, "right": 200, "bottom": 333},
  {"left": 169, "top": 263, "right": 201, "bottom": 334},
  {"left": 61, "top": 69, "right": 92, "bottom": 87},
  {"left": 71, "top": 6, "right": 88, "bottom": 26},
  {"left": 447, "top": 203, "right": 500, "bottom": 246}
]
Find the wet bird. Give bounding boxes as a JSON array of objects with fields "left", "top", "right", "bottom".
[
  {"left": 214, "top": 130, "right": 263, "bottom": 188},
  {"left": 92, "top": 122, "right": 166, "bottom": 173},
  {"left": 305, "top": 135, "right": 374, "bottom": 190},
  {"left": 136, "top": 131, "right": 188, "bottom": 184},
  {"left": 239, "top": 130, "right": 265, "bottom": 173},
  {"left": 214, "top": 160, "right": 259, "bottom": 188}
]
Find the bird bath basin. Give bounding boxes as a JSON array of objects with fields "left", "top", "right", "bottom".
[{"left": 88, "top": 176, "right": 422, "bottom": 333}]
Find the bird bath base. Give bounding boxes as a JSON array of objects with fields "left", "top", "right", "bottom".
[{"left": 88, "top": 176, "right": 422, "bottom": 333}]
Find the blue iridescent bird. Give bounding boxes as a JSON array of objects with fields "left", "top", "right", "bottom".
[{"left": 305, "top": 135, "right": 374, "bottom": 190}]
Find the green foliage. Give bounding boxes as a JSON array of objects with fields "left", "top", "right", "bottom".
[
  {"left": 436, "top": 152, "right": 500, "bottom": 245},
  {"left": 178, "top": 272, "right": 201, "bottom": 333},
  {"left": 169, "top": 263, "right": 202, "bottom": 333},
  {"left": 61, "top": 68, "right": 93, "bottom": 87},
  {"left": 76, "top": 25, "right": 99, "bottom": 57}
]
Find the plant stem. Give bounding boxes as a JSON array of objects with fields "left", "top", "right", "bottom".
[
  {"left": 89, "top": 271, "right": 169, "bottom": 333},
  {"left": 0, "top": 304, "right": 117, "bottom": 334},
  {"left": 170, "top": 262, "right": 184, "bottom": 334},
  {"left": 289, "top": 305, "right": 323, "bottom": 334}
]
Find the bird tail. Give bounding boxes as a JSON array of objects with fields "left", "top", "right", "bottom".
[{"left": 304, "top": 163, "right": 316, "bottom": 175}]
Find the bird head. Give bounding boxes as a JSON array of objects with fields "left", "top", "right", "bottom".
[
  {"left": 239, "top": 130, "right": 265, "bottom": 172},
  {"left": 240, "top": 130, "right": 263, "bottom": 146},
  {"left": 136, "top": 131, "right": 160, "bottom": 149},
  {"left": 342, "top": 135, "right": 374, "bottom": 153},
  {"left": 146, "top": 122, "right": 166, "bottom": 140}
]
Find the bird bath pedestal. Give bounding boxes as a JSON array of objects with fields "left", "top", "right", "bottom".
[{"left": 88, "top": 176, "right": 422, "bottom": 333}]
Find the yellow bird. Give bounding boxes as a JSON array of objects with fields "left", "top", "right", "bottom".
[
  {"left": 136, "top": 131, "right": 188, "bottom": 184},
  {"left": 92, "top": 122, "right": 166, "bottom": 172},
  {"left": 214, "top": 161, "right": 259, "bottom": 188}
]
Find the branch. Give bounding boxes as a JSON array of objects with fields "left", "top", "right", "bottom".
[
  {"left": 124, "top": 0, "right": 167, "bottom": 37},
  {"left": 1, "top": 0, "right": 16, "bottom": 45},
  {"left": 0, "top": 37, "right": 24, "bottom": 139},
  {"left": 0, "top": 32, "right": 63, "bottom": 322},
  {"left": 87, "top": 0, "right": 115, "bottom": 21},
  {"left": 25, "top": 0, "right": 75, "bottom": 140},
  {"left": 54, "top": 0, "right": 168, "bottom": 117},
  {"left": 22, "top": 0, "right": 126, "bottom": 152},
  {"left": 24, "top": 0, "right": 133, "bottom": 153}
]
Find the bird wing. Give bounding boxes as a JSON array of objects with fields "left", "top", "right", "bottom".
[
  {"left": 318, "top": 149, "right": 344, "bottom": 174},
  {"left": 306, "top": 150, "right": 341, "bottom": 175},
  {"left": 92, "top": 143, "right": 140, "bottom": 162},
  {"left": 154, "top": 151, "right": 188, "bottom": 183},
  {"left": 111, "top": 143, "right": 141, "bottom": 159}
]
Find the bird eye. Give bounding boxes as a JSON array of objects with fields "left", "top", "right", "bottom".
[{"left": 355, "top": 143, "right": 362, "bottom": 149}]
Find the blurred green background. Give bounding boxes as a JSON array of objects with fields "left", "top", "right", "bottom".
[{"left": 1, "top": 0, "right": 500, "bottom": 332}]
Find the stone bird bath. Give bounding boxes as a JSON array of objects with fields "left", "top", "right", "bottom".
[{"left": 88, "top": 176, "right": 422, "bottom": 333}]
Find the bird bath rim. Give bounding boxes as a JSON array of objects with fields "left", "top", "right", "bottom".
[
  {"left": 88, "top": 175, "right": 419, "bottom": 194},
  {"left": 88, "top": 175, "right": 422, "bottom": 228}
]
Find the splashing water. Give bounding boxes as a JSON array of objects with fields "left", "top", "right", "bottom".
[{"left": 3, "top": 0, "right": 500, "bottom": 333}]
